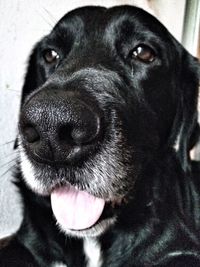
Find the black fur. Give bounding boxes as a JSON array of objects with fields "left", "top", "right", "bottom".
[{"left": 0, "top": 6, "right": 200, "bottom": 267}]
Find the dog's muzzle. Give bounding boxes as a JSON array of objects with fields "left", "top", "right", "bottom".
[
  {"left": 18, "top": 79, "right": 130, "bottom": 236},
  {"left": 19, "top": 88, "right": 102, "bottom": 164}
]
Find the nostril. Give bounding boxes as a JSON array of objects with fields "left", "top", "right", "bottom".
[
  {"left": 71, "top": 127, "right": 91, "bottom": 144},
  {"left": 57, "top": 108, "right": 101, "bottom": 146},
  {"left": 58, "top": 125, "right": 74, "bottom": 145},
  {"left": 23, "top": 125, "right": 40, "bottom": 144},
  {"left": 58, "top": 124, "right": 96, "bottom": 146}
]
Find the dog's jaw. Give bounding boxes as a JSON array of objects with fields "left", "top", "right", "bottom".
[
  {"left": 19, "top": 142, "right": 120, "bottom": 237},
  {"left": 19, "top": 149, "right": 117, "bottom": 237}
]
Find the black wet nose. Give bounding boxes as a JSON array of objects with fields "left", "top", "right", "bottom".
[{"left": 20, "top": 90, "right": 101, "bottom": 163}]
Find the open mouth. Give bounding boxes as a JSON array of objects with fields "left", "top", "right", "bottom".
[{"left": 51, "top": 185, "right": 124, "bottom": 236}]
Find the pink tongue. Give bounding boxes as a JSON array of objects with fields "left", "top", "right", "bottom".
[{"left": 51, "top": 186, "right": 105, "bottom": 230}]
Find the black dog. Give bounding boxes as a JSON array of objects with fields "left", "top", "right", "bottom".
[{"left": 0, "top": 5, "right": 200, "bottom": 267}]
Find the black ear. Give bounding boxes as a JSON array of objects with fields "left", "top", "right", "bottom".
[
  {"left": 20, "top": 44, "right": 45, "bottom": 106},
  {"left": 174, "top": 51, "right": 199, "bottom": 173},
  {"left": 15, "top": 44, "right": 45, "bottom": 149}
]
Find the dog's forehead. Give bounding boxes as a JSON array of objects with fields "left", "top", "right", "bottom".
[{"left": 51, "top": 6, "right": 170, "bottom": 43}]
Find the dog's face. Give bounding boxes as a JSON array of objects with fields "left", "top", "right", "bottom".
[{"left": 18, "top": 6, "right": 199, "bottom": 237}]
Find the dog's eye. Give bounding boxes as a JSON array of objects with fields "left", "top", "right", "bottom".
[
  {"left": 131, "top": 45, "right": 156, "bottom": 63},
  {"left": 43, "top": 49, "right": 60, "bottom": 64}
]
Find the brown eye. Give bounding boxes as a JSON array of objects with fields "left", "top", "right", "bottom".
[
  {"left": 132, "top": 45, "right": 156, "bottom": 63},
  {"left": 43, "top": 49, "right": 59, "bottom": 64}
]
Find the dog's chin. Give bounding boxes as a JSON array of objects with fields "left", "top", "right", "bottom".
[{"left": 57, "top": 216, "right": 117, "bottom": 238}]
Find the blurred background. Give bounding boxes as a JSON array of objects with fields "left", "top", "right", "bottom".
[{"left": 0, "top": 0, "right": 199, "bottom": 238}]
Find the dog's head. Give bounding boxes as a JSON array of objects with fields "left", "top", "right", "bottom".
[{"left": 18, "top": 6, "right": 199, "bottom": 237}]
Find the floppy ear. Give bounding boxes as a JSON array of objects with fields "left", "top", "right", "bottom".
[
  {"left": 21, "top": 51, "right": 38, "bottom": 104},
  {"left": 15, "top": 45, "right": 44, "bottom": 149},
  {"left": 20, "top": 45, "right": 45, "bottom": 105},
  {"left": 174, "top": 51, "right": 199, "bottom": 173}
]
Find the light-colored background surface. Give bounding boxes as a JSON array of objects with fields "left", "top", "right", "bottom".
[{"left": 0, "top": 0, "right": 194, "bottom": 238}]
